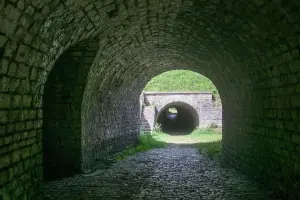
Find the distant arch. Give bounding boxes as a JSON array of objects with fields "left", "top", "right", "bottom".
[{"left": 156, "top": 101, "right": 199, "bottom": 135}]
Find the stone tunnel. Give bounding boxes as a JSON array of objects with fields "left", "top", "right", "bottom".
[
  {"left": 140, "top": 92, "right": 222, "bottom": 133},
  {"left": 1, "top": 0, "right": 300, "bottom": 199}
]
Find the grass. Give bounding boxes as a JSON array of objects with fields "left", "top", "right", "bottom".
[
  {"left": 143, "top": 70, "right": 221, "bottom": 106},
  {"left": 152, "top": 128, "right": 222, "bottom": 157},
  {"left": 152, "top": 128, "right": 221, "bottom": 144},
  {"left": 144, "top": 70, "right": 217, "bottom": 92},
  {"left": 115, "top": 133, "right": 167, "bottom": 160},
  {"left": 114, "top": 128, "right": 222, "bottom": 162}
]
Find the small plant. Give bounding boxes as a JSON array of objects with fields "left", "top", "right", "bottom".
[
  {"left": 209, "top": 122, "right": 219, "bottom": 129},
  {"left": 153, "top": 123, "right": 162, "bottom": 132}
]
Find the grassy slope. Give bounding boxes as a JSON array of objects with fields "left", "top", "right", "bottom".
[{"left": 144, "top": 70, "right": 219, "bottom": 96}]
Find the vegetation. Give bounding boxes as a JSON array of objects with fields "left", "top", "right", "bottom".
[
  {"left": 143, "top": 70, "right": 221, "bottom": 106},
  {"left": 152, "top": 128, "right": 222, "bottom": 157},
  {"left": 114, "top": 128, "right": 222, "bottom": 162},
  {"left": 115, "top": 133, "right": 167, "bottom": 160},
  {"left": 152, "top": 128, "right": 221, "bottom": 144},
  {"left": 144, "top": 70, "right": 218, "bottom": 94}
]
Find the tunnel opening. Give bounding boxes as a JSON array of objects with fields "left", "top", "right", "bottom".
[
  {"left": 1, "top": 1, "right": 300, "bottom": 199},
  {"left": 42, "top": 39, "right": 98, "bottom": 181},
  {"left": 43, "top": 52, "right": 82, "bottom": 181},
  {"left": 157, "top": 102, "right": 199, "bottom": 135},
  {"left": 141, "top": 69, "right": 223, "bottom": 135}
]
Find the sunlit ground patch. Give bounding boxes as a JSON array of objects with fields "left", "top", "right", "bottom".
[{"left": 152, "top": 128, "right": 222, "bottom": 144}]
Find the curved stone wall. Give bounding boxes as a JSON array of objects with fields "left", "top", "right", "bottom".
[{"left": 0, "top": 0, "right": 300, "bottom": 199}]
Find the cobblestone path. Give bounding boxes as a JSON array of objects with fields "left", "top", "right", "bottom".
[{"left": 44, "top": 147, "right": 269, "bottom": 200}]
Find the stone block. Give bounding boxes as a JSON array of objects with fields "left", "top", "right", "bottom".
[
  {"left": 0, "top": 34, "right": 8, "bottom": 47},
  {"left": 13, "top": 162, "right": 23, "bottom": 177},
  {"left": 4, "top": 136, "right": 12, "bottom": 145},
  {"left": 8, "top": 63, "right": 18, "bottom": 78},
  {"left": 9, "top": 78, "right": 20, "bottom": 91},
  {"left": 24, "top": 158, "right": 36, "bottom": 171},
  {"left": 291, "top": 95, "right": 300, "bottom": 107},
  {"left": 23, "top": 95, "right": 32, "bottom": 107},
  {"left": 0, "top": 110, "right": 8, "bottom": 124},
  {"left": 8, "top": 142, "right": 18, "bottom": 152},
  {"left": 12, "top": 134, "right": 21, "bottom": 142},
  {"left": 0, "top": 170, "right": 8, "bottom": 185},
  {"left": 289, "top": 60, "right": 300, "bottom": 72},
  {"left": 0, "top": 76, "right": 10, "bottom": 92},
  {"left": 19, "top": 15, "right": 33, "bottom": 29},
  {"left": 30, "top": 144, "right": 37, "bottom": 156},
  {"left": 0, "top": 59, "right": 9, "bottom": 75},
  {"left": 4, "top": 4, "right": 21, "bottom": 21},
  {"left": 21, "top": 147, "right": 31, "bottom": 159},
  {"left": 292, "top": 134, "right": 300, "bottom": 144},
  {"left": 17, "top": 64, "right": 29, "bottom": 78},
  {"left": 12, "top": 95, "right": 22, "bottom": 108},
  {"left": 16, "top": 44, "right": 30, "bottom": 63},
  {"left": 0, "top": 154, "right": 10, "bottom": 169},
  {"left": 0, "top": 94, "right": 11, "bottom": 109},
  {"left": 0, "top": 18, "right": 17, "bottom": 36},
  {"left": 11, "top": 150, "right": 20, "bottom": 163}
]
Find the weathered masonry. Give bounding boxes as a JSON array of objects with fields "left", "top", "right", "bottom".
[
  {"left": 1, "top": 0, "right": 300, "bottom": 199},
  {"left": 140, "top": 92, "right": 222, "bottom": 132}
]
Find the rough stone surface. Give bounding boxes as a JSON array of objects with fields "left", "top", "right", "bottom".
[
  {"left": 43, "top": 147, "right": 269, "bottom": 200},
  {"left": 0, "top": 0, "right": 300, "bottom": 199},
  {"left": 140, "top": 92, "right": 222, "bottom": 132}
]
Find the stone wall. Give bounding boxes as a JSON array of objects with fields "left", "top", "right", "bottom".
[
  {"left": 140, "top": 92, "right": 222, "bottom": 131},
  {"left": 81, "top": 92, "right": 140, "bottom": 172},
  {"left": 1, "top": 0, "right": 300, "bottom": 199},
  {"left": 141, "top": 106, "right": 156, "bottom": 132}
]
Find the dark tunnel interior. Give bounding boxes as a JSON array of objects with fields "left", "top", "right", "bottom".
[{"left": 157, "top": 103, "right": 199, "bottom": 135}]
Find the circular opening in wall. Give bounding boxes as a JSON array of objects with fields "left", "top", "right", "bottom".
[
  {"left": 168, "top": 107, "right": 177, "bottom": 113},
  {"left": 166, "top": 107, "right": 178, "bottom": 120},
  {"left": 157, "top": 102, "right": 199, "bottom": 135}
]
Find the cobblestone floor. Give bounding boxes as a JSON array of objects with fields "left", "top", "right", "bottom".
[{"left": 44, "top": 146, "right": 269, "bottom": 200}]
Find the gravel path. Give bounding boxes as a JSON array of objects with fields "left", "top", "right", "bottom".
[{"left": 44, "top": 146, "right": 269, "bottom": 200}]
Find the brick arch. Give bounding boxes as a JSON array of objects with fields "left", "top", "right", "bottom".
[
  {"left": 43, "top": 38, "right": 99, "bottom": 180},
  {"left": 156, "top": 97, "right": 200, "bottom": 118}
]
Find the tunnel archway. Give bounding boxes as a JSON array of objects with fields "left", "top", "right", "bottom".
[
  {"left": 43, "top": 39, "right": 99, "bottom": 180},
  {"left": 1, "top": 1, "right": 300, "bottom": 199},
  {"left": 157, "top": 102, "right": 199, "bottom": 135}
]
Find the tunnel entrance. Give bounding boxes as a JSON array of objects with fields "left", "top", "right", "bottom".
[
  {"left": 157, "top": 102, "right": 199, "bottom": 135},
  {"left": 42, "top": 39, "right": 98, "bottom": 181},
  {"left": 43, "top": 52, "right": 83, "bottom": 181}
]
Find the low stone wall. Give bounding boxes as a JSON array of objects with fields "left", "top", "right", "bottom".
[{"left": 140, "top": 92, "right": 222, "bottom": 131}]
